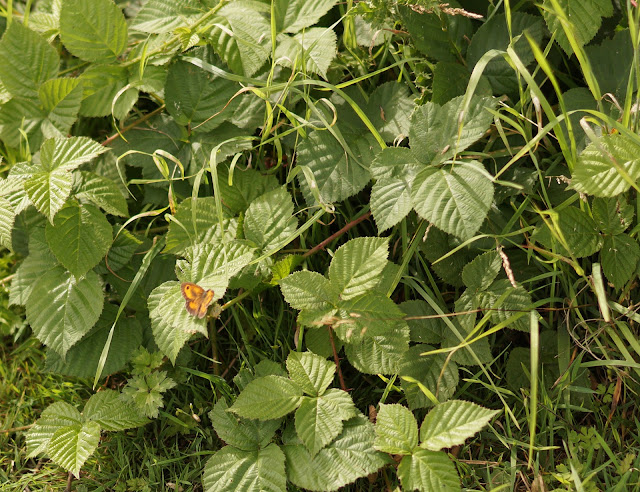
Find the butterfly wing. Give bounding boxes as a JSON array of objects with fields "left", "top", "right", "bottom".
[
  {"left": 196, "top": 289, "right": 215, "bottom": 318},
  {"left": 181, "top": 282, "right": 214, "bottom": 318}
]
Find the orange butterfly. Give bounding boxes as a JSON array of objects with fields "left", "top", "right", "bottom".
[{"left": 180, "top": 282, "right": 214, "bottom": 319}]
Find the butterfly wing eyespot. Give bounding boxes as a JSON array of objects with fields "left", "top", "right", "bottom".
[{"left": 181, "top": 282, "right": 215, "bottom": 318}]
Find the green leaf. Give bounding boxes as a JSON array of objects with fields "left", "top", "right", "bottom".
[
  {"left": 462, "top": 251, "right": 501, "bottom": 291},
  {"left": 329, "top": 237, "right": 389, "bottom": 300},
  {"left": 0, "top": 97, "right": 45, "bottom": 148},
  {"left": 97, "top": 226, "right": 142, "bottom": 274},
  {"left": 532, "top": 206, "right": 602, "bottom": 258},
  {"left": 274, "top": 0, "right": 337, "bottom": 33},
  {"left": 466, "top": 13, "right": 545, "bottom": 95},
  {"left": 279, "top": 271, "right": 337, "bottom": 311},
  {"left": 571, "top": 134, "right": 640, "bottom": 197},
  {"left": 333, "top": 292, "right": 406, "bottom": 341},
  {"left": 0, "top": 196, "right": 15, "bottom": 249},
  {"left": 74, "top": 171, "right": 128, "bottom": 217},
  {"left": 585, "top": 30, "right": 633, "bottom": 98},
  {"left": 399, "top": 345, "right": 459, "bottom": 410},
  {"left": 409, "top": 95, "right": 496, "bottom": 165},
  {"left": 400, "top": 301, "right": 446, "bottom": 344},
  {"left": 297, "top": 130, "right": 376, "bottom": 205},
  {"left": 374, "top": 403, "right": 419, "bottom": 455},
  {"left": 364, "top": 82, "right": 414, "bottom": 142},
  {"left": 0, "top": 21, "right": 59, "bottom": 98},
  {"left": 26, "top": 266, "right": 104, "bottom": 357},
  {"left": 286, "top": 351, "right": 335, "bottom": 396},
  {"left": 47, "top": 421, "right": 101, "bottom": 478},
  {"left": 542, "top": 0, "right": 613, "bottom": 56},
  {"left": 295, "top": 389, "right": 357, "bottom": 457},
  {"left": 244, "top": 187, "right": 297, "bottom": 252},
  {"left": 203, "top": 444, "right": 287, "bottom": 492},
  {"left": 209, "top": 400, "right": 280, "bottom": 451},
  {"left": 42, "top": 136, "right": 108, "bottom": 170},
  {"left": 79, "top": 64, "right": 130, "bottom": 117},
  {"left": 411, "top": 162, "right": 494, "bottom": 241},
  {"left": 45, "top": 201, "right": 112, "bottom": 277},
  {"left": 419, "top": 400, "right": 499, "bottom": 451},
  {"left": 9, "top": 227, "right": 58, "bottom": 306},
  {"left": 38, "top": 77, "right": 83, "bottom": 137},
  {"left": 208, "top": 1, "right": 271, "bottom": 76},
  {"left": 165, "top": 59, "right": 239, "bottom": 132},
  {"left": 164, "top": 197, "right": 236, "bottom": 253},
  {"left": 398, "top": 4, "right": 470, "bottom": 62},
  {"left": 82, "top": 389, "right": 148, "bottom": 431},
  {"left": 344, "top": 318, "right": 410, "bottom": 374},
  {"left": 475, "top": 279, "right": 533, "bottom": 332},
  {"left": 397, "top": 449, "right": 460, "bottom": 492},
  {"left": 121, "top": 370, "right": 177, "bottom": 419},
  {"left": 26, "top": 402, "right": 82, "bottom": 457},
  {"left": 60, "top": 0, "right": 128, "bottom": 63},
  {"left": 216, "top": 166, "right": 279, "bottom": 215},
  {"left": 283, "top": 415, "right": 389, "bottom": 491},
  {"left": 592, "top": 197, "right": 634, "bottom": 235},
  {"left": 275, "top": 28, "right": 337, "bottom": 79},
  {"left": 230, "top": 375, "right": 303, "bottom": 420},
  {"left": 44, "top": 304, "right": 142, "bottom": 378},
  {"left": 601, "top": 234, "right": 640, "bottom": 288},
  {"left": 132, "top": 0, "right": 204, "bottom": 33}
]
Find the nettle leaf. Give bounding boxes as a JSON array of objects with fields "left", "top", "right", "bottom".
[
  {"left": 280, "top": 271, "right": 337, "bottom": 311},
  {"left": 217, "top": 166, "right": 279, "bottom": 215},
  {"left": 203, "top": 444, "right": 287, "bottom": 492},
  {"left": 244, "top": 187, "right": 298, "bottom": 253},
  {"left": 132, "top": 0, "right": 204, "bottom": 34},
  {"left": 210, "top": 400, "right": 280, "bottom": 451},
  {"left": 466, "top": 12, "right": 545, "bottom": 95},
  {"left": 165, "top": 59, "right": 239, "bottom": 132},
  {"left": 47, "top": 420, "right": 101, "bottom": 478},
  {"left": 399, "top": 345, "right": 459, "bottom": 410},
  {"left": 409, "top": 95, "right": 496, "bottom": 165},
  {"left": 295, "top": 389, "right": 357, "bottom": 457},
  {"left": 533, "top": 206, "right": 602, "bottom": 258},
  {"left": 0, "top": 196, "right": 15, "bottom": 249},
  {"left": 79, "top": 64, "right": 131, "bottom": 117},
  {"left": 601, "top": 234, "right": 640, "bottom": 288},
  {"left": 26, "top": 402, "right": 82, "bottom": 457},
  {"left": 462, "top": 251, "right": 501, "bottom": 291},
  {"left": 397, "top": 449, "right": 460, "bottom": 492},
  {"left": 10, "top": 227, "right": 59, "bottom": 306},
  {"left": 284, "top": 415, "right": 389, "bottom": 491},
  {"left": 82, "top": 389, "right": 148, "bottom": 431},
  {"left": 542, "top": 0, "right": 613, "bottom": 56},
  {"left": 74, "top": 171, "right": 128, "bottom": 217},
  {"left": 38, "top": 77, "right": 83, "bottom": 138},
  {"left": 164, "top": 197, "right": 236, "bottom": 253},
  {"left": 286, "top": 351, "right": 335, "bottom": 396},
  {"left": 400, "top": 300, "right": 446, "bottom": 344},
  {"left": 592, "top": 197, "right": 634, "bottom": 235},
  {"left": 26, "top": 266, "right": 103, "bottom": 357},
  {"left": 60, "top": 0, "right": 128, "bottom": 63},
  {"left": 365, "top": 82, "right": 414, "bottom": 142},
  {"left": 297, "top": 130, "right": 377, "bottom": 205},
  {"left": 571, "top": 134, "right": 640, "bottom": 197},
  {"left": 419, "top": 400, "right": 499, "bottom": 451},
  {"left": 231, "top": 375, "right": 304, "bottom": 420},
  {"left": 374, "top": 403, "right": 419, "bottom": 455},
  {"left": 329, "top": 237, "right": 389, "bottom": 300},
  {"left": 411, "top": 162, "right": 494, "bottom": 241},
  {"left": 44, "top": 304, "right": 142, "bottom": 378},
  {"left": 274, "top": 0, "right": 337, "bottom": 34},
  {"left": 0, "top": 21, "right": 59, "bottom": 98},
  {"left": 275, "top": 28, "right": 337, "bottom": 79},
  {"left": 398, "top": 3, "right": 470, "bottom": 63},
  {"left": 45, "top": 201, "right": 112, "bottom": 278},
  {"left": 208, "top": 1, "right": 271, "bottom": 76}
]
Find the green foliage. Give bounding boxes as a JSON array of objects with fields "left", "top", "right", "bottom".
[{"left": 2, "top": 0, "right": 639, "bottom": 489}]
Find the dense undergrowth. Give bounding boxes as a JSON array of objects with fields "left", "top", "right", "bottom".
[{"left": 2, "top": 0, "right": 640, "bottom": 490}]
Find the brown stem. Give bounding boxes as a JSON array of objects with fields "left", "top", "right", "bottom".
[
  {"left": 303, "top": 211, "right": 371, "bottom": 258},
  {"left": 65, "top": 471, "right": 73, "bottom": 492},
  {"left": 101, "top": 105, "right": 166, "bottom": 147},
  {"left": 328, "top": 326, "right": 347, "bottom": 392},
  {"left": 0, "top": 424, "right": 34, "bottom": 433}
]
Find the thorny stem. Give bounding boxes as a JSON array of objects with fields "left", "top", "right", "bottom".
[
  {"left": 328, "top": 326, "right": 347, "bottom": 392},
  {"left": 303, "top": 211, "right": 371, "bottom": 257},
  {"left": 101, "top": 105, "right": 166, "bottom": 147}
]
